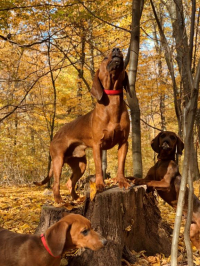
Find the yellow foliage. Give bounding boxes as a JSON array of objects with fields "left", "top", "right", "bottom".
[{"left": 89, "top": 180, "right": 97, "bottom": 201}]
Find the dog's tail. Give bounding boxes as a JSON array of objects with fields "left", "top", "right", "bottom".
[
  {"left": 33, "top": 164, "right": 53, "bottom": 186},
  {"left": 33, "top": 176, "right": 51, "bottom": 186}
]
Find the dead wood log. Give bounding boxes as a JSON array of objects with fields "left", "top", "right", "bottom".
[{"left": 35, "top": 185, "right": 172, "bottom": 266}]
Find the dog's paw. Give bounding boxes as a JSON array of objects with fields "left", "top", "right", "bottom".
[
  {"left": 54, "top": 194, "right": 64, "bottom": 205},
  {"left": 118, "top": 178, "right": 130, "bottom": 189},
  {"left": 96, "top": 183, "right": 105, "bottom": 192}
]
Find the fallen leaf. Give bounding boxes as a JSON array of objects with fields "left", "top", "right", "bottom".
[
  {"left": 177, "top": 254, "right": 183, "bottom": 262},
  {"left": 125, "top": 225, "right": 132, "bottom": 231},
  {"left": 89, "top": 181, "right": 97, "bottom": 201}
]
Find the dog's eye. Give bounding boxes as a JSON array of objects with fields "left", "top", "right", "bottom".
[
  {"left": 81, "top": 229, "right": 89, "bottom": 236},
  {"left": 161, "top": 133, "right": 166, "bottom": 138},
  {"left": 103, "top": 57, "right": 108, "bottom": 61},
  {"left": 170, "top": 135, "right": 176, "bottom": 140}
]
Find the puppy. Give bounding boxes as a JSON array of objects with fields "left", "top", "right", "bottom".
[{"left": 0, "top": 213, "right": 107, "bottom": 266}]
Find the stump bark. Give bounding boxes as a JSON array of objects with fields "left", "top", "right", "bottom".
[{"left": 35, "top": 185, "right": 172, "bottom": 266}]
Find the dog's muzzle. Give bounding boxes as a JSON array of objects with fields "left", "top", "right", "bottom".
[{"left": 161, "top": 141, "right": 170, "bottom": 150}]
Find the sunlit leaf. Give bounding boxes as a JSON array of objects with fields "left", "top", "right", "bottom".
[{"left": 89, "top": 181, "right": 97, "bottom": 201}]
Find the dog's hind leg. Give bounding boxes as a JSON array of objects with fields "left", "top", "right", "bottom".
[
  {"left": 66, "top": 156, "right": 87, "bottom": 200},
  {"left": 52, "top": 156, "right": 64, "bottom": 203}
]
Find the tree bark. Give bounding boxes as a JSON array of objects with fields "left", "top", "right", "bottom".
[
  {"left": 102, "top": 150, "right": 107, "bottom": 180},
  {"left": 126, "top": 0, "right": 144, "bottom": 178}
]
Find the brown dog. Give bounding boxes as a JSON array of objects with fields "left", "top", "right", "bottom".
[
  {"left": 131, "top": 131, "right": 200, "bottom": 250},
  {"left": 34, "top": 48, "right": 131, "bottom": 203},
  {"left": 0, "top": 214, "right": 107, "bottom": 266}
]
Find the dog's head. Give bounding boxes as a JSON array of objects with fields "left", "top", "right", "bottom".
[
  {"left": 151, "top": 131, "right": 184, "bottom": 158},
  {"left": 190, "top": 223, "right": 200, "bottom": 250},
  {"left": 91, "top": 48, "right": 131, "bottom": 101},
  {"left": 45, "top": 214, "right": 107, "bottom": 257}
]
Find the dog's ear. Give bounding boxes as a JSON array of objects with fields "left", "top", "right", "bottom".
[
  {"left": 176, "top": 136, "right": 184, "bottom": 155},
  {"left": 90, "top": 69, "right": 103, "bottom": 101},
  {"left": 45, "top": 221, "right": 70, "bottom": 257},
  {"left": 123, "top": 71, "right": 132, "bottom": 98},
  {"left": 151, "top": 132, "right": 162, "bottom": 153}
]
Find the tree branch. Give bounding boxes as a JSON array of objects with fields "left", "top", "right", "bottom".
[
  {"left": 77, "top": 0, "right": 131, "bottom": 33},
  {"left": 189, "top": 0, "right": 196, "bottom": 68},
  {"left": 0, "top": 3, "right": 76, "bottom": 11}
]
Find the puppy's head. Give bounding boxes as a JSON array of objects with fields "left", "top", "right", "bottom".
[
  {"left": 151, "top": 131, "right": 184, "bottom": 157},
  {"left": 91, "top": 48, "right": 131, "bottom": 101},
  {"left": 45, "top": 214, "right": 107, "bottom": 257}
]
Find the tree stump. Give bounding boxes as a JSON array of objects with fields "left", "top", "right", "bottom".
[
  {"left": 35, "top": 205, "right": 82, "bottom": 235},
  {"left": 35, "top": 185, "right": 172, "bottom": 266}
]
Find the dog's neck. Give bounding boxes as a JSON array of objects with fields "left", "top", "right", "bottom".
[
  {"left": 104, "top": 89, "right": 123, "bottom": 95},
  {"left": 157, "top": 150, "right": 176, "bottom": 161}
]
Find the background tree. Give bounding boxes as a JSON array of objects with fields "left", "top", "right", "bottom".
[{"left": 126, "top": 0, "right": 144, "bottom": 178}]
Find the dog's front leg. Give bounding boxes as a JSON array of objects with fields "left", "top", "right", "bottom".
[
  {"left": 116, "top": 141, "right": 130, "bottom": 189},
  {"left": 93, "top": 144, "right": 105, "bottom": 192},
  {"left": 147, "top": 160, "right": 178, "bottom": 189}
]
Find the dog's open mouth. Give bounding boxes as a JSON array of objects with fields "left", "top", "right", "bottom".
[
  {"left": 107, "top": 56, "right": 123, "bottom": 71},
  {"left": 112, "top": 56, "right": 122, "bottom": 66}
]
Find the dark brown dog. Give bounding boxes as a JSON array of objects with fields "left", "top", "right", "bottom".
[
  {"left": 131, "top": 131, "right": 200, "bottom": 250},
  {"left": 0, "top": 214, "right": 107, "bottom": 266},
  {"left": 34, "top": 48, "right": 131, "bottom": 203}
]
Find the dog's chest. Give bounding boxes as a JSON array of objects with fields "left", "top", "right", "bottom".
[
  {"left": 100, "top": 122, "right": 125, "bottom": 148},
  {"left": 155, "top": 163, "right": 169, "bottom": 179}
]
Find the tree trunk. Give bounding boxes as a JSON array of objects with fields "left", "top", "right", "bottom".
[
  {"left": 171, "top": 60, "right": 200, "bottom": 266},
  {"left": 150, "top": 0, "right": 183, "bottom": 136},
  {"left": 191, "top": 138, "right": 200, "bottom": 181},
  {"left": 46, "top": 38, "right": 57, "bottom": 188},
  {"left": 35, "top": 185, "right": 172, "bottom": 266},
  {"left": 102, "top": 150, "right": 107, "bottom": 180},
  {"left": 126, "top": 0, "right": 144, "bottom": 178},
  {"left": 152, "top": 5, "right": 166, "bottom": 131}
]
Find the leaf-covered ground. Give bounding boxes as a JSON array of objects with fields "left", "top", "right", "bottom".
[{"left": 0, "top": 181, "right": 200, "bottom": 266}]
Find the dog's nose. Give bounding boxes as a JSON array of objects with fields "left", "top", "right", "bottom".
[
  {"left": 112, "top": 48, "right": 121, "bottom": 56},
  {"left": 162, "top": 141, "right": 170, "bottom": 149},
  {"left": 112, "top": 47, "right": 120, "bottom": 53},
  {"left": 101, "top": 238, "right": 107, "bottom": 246}
]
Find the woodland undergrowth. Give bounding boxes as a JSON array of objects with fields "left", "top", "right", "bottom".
[{"left": 0, "top": 179, "right": 200, "bottom": 266}]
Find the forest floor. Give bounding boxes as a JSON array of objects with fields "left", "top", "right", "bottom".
[{"left": 0, "top": 180, "right": 200, "bottom": 266}]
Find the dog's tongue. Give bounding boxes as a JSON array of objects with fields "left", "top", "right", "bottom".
[{"left": 162, "top": 142, "right": 170, "bottom": 150}]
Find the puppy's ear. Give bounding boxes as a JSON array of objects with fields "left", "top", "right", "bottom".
[
  {"left": 151, "top": 132, "right": 162, "bottom": 153},
  {"left": 176, "top": 136, "right": 184, "bottom": 155},
  {"left": 90, "top": 69, "right": 103, "bottom": 101},
  {"left": 123, "top": 71, "right": 132, "bottom": 98},
  {"left": 45, "top": 221, "right": 70, "bottom": 257}
]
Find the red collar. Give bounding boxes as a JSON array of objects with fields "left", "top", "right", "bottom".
[
  {"left": 40, "top": 234, "right": 60, "bottom": 258},
  {"left": 104, "top": 89, "right": 123, "bottom": 95}
]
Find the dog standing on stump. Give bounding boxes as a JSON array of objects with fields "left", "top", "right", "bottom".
[{"left": 34, "top": 48, "right": 131, "bottom": 203}]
